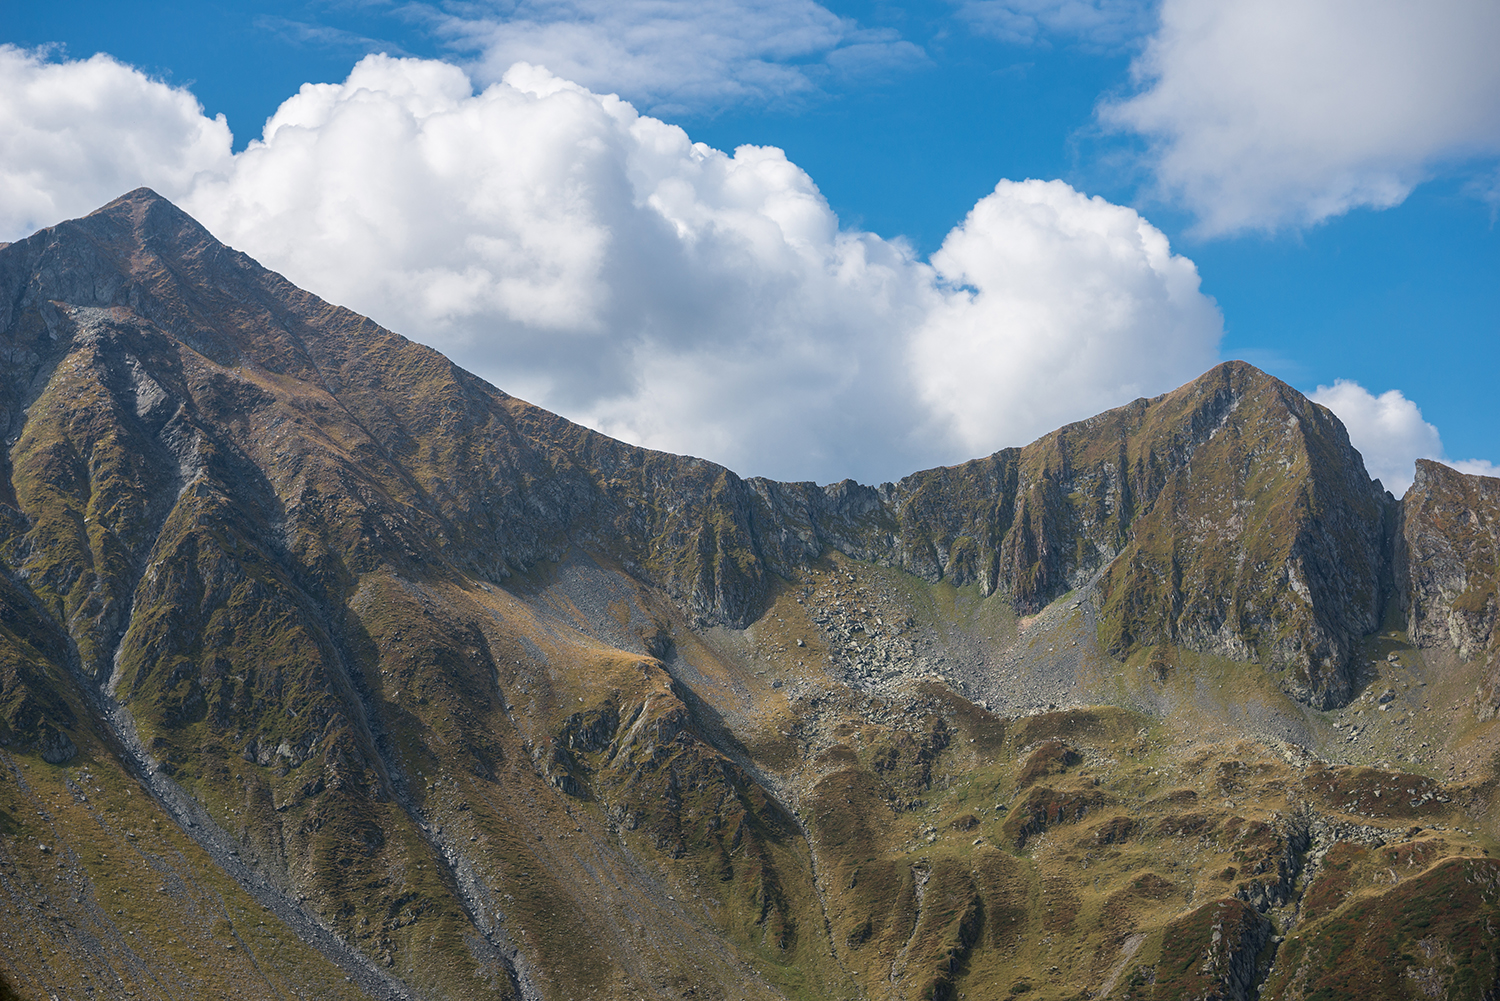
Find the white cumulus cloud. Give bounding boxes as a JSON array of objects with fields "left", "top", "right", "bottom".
[
  {"left": 423, "top": 0, "right": 925, "bottom": 116},
  {"left": 913, "top": 179, "right": 1221, "bottom": 456},
  {"left": 0, "top": 45, "right": 233, "bottom": 242},
  {"left": 1102, "top": 0, "right": 1500, "bottom": 234},
  {"left": 1451, "top": 459, "right": 1500, "bottom": 479},
  {"left": 1, "top": 48, "right": 1224, "bottom": 484},
  {"left": 1310, "top": 380, "right": 1495, "bottom": 495}
]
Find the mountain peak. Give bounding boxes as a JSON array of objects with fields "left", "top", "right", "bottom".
[
  {"left": 1, "top": 187, "right": 232, "bottom": 330},
  {"left": 18, "top": 186, "right": 217, "bottom": 271},
  {"left": 91, "top": 184, "right": 175, "bottom": 220},
  {"left": 93, "top": 186, "right": 207, "bottom": 245}
]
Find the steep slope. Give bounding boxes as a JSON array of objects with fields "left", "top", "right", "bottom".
[
  {"left": 0, "top": 189, "right": 819, "bottom": 999},
  {"left": 1, "top": 190, "right": 1497, "bottom": 1001},
  {"left": 1399, "top": 459, "right": 1500, "bottom": 715},
  {"left": 746, "top": 360, "right": 1392, "bottom": 708}
]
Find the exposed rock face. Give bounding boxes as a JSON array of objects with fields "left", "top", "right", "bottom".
[
  {"left": 1084, "top": 365, "right": 1393, "bottom": 708},
  {"left": 745, "top": 362, "right": 1392, "bottom": 707},
  {"left": 1399, "top": 459, "right": 1500, "bottom": 713}
]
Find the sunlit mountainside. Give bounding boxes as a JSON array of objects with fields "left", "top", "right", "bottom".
[{"left": 1, "top": 190, "right": 1499, "bottom": 1001}]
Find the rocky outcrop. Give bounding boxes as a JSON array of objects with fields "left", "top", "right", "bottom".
[
  {"left": 743, "top": 363, "right": 1393, "bottom": 708},
  {"left": 1398, "top": 459, "right": 1500, "bottom": 713}
]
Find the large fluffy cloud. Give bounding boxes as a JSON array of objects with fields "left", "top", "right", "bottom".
[
  {"left": 1, "top": 48, "right": 1224, "bottom": 483},
  {"left": 913, "top": 179, "right": 1221, "bottom": 456},
  {"left": 0, "top": 45, "right": 232, "bottom": 241},
  {"left": 1310, "top": 380, "right": 1497, "bottom": 495},
  {"left": 1102, "top": 0, "right": 1500, "bottom": 234},
  {"left": 424, "top": 0, "right": 924, "bottom": 116}
]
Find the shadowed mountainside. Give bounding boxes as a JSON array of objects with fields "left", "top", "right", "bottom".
[{"left": 1, "top": 190, "right": 1498, "bottom": 1001}]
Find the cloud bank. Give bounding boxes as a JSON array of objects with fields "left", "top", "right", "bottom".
[
  {"left": 1310, "top": 380, "right": 1497, "bottom": 495},
  {"left": 1103, "top": 0, "right": 1500, "bottom": 234},
  {"left": 4, "top": 47, "right": 1225, "bottom": 484}
]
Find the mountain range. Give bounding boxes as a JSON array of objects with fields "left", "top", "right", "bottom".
[{"left": 1, "top": 189, "right": 1498, "bottom": 1001}]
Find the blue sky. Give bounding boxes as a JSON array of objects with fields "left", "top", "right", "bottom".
[{"left": 4, "top": 0, "right": 1497, "bottom": 489}]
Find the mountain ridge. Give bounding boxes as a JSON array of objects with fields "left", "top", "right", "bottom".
[
  {"left": 1, "top": 188, "right": 1392, "bottom": 706},
  {"left": 0, "top": 189, "right": 1497, "bottom": 1001}
]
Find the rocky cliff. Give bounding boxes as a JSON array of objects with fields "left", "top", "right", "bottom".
[
  {"left": 744, "top": 360, "right": 1393, "bottom": 708},
  {"left": 1400, "top": 459, "right": 1500, "bottom": 714}
]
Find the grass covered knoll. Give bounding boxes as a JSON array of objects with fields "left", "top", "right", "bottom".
[
  {"left": 769, "top": 680, "right": 1500, "bottom": 1001},
  {"left": 1264, "top": 855, "right": 1500, "bottom": 1000}
]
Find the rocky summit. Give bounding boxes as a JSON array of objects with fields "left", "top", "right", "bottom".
[{"left": 0, "top": 189, "right": 1497, "bottom": 1001}]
